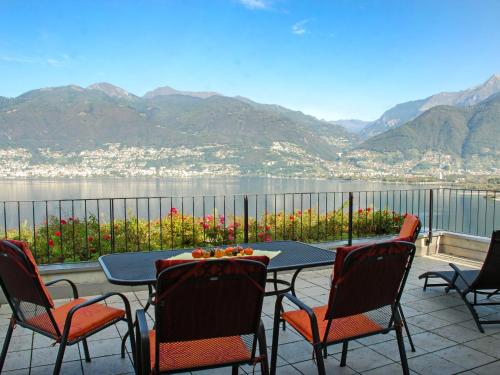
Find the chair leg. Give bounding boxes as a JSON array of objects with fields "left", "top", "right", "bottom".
[
  {"left": 82, "top": 339, "right": 91, "bottom": 362},
  {"left": 422, "top": 275, "right": 428, "bottom": 291},
  {"left": 232, "top": 365, "right": 239, "bottom": 375},
  {"left": 257, "top": 322, "right": 270, "bottom": 375},
  {"left": 0, "top": 318, "right": 15, "bottom": 372},
  {"left": 270, "top": 302, "right": 282, "bottom": 375},
  {"left": 460, "top": 293, "right": 485, "bottom": 333},
  {"left": 53, "top": 335, "right": 69, "bottom": 375},
  {"left": 395, "top": 318, "right": 410, "bottom": 375},
  {"left": 323, "top": 346, "right": 328, "bottom": 359},
  {"left": 340, "top": 341, "right": 348, "bottom": 367},
  {"left": 313, "top": 344, "right": 326, "bottom": 375},
  {"left": 398, "top": 304, "right": 416, "bottom": 352},
  {"left": 121, "top": 331, "right": 128, "bottom": 358}
]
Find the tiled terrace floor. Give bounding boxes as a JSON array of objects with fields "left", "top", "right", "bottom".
[{"left": 2, "top": 255, "right": 500, "bottom": 374}]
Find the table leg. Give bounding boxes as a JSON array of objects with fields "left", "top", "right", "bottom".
[{"left": 121, "top": 284, "right": 155, "bottom": 358}]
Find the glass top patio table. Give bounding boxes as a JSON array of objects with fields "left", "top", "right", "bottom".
[{"left": 98, "top": 241, "right": 336, "bottom": 292}]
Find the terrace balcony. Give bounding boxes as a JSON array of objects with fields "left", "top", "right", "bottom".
[
  {"left": 0, "top": 189, "right": 499, "bottom": 374},
  {"left": 1, "top": 231, "right": 499, "bottom": 374}
]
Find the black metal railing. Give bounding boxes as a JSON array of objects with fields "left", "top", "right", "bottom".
[{"left": 0, "top": 188, "right": 498, "bottom": 265}]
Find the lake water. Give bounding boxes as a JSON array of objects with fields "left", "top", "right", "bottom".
[{"left": 0, "top": 177, "right": 497, "bottom": 237}]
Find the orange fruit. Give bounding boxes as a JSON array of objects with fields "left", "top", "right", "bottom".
[
  {"left": 192, "top": 249, "right": 203, "bottom": 258},
  {"left": 243, "top": 248, "right": 253, "bottom": 255}
]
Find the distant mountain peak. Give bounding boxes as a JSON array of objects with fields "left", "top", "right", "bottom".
[
  {"left": 87, "top": 82, "right": 133, "bottom": 98},
  {"left": 143, "top": 86, "right": 219, "bottom": 99}
]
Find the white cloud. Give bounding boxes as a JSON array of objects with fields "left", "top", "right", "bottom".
[
  {"left": 0, "top": 53, "right": 71, "bottom": 67},
  {"left": 239, "top": 0, "right": 272, "bottom": 10},
  {"left": 292, "top": 19, "right": 309, "bottom": 35}
]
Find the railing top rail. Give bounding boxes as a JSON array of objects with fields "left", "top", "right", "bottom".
[{"left": 2, "top": 187, "right": 494, "bottom": 204}]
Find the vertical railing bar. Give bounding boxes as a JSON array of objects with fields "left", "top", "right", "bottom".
[
  {"left": 493, "top": 192, "right": 497, "bottom": 233},
  {"left": 45, "top": 201, "right": 49, "bottom": 263},
  {"left": 283, "top": 194, "right": 286, "bottom": 240},
  {"left": 110, "top": 199, "right": 115, "bottom": 253},
  {"left": 181, "top": 197, "right": 185, "bottom": 247},
  {"left": 97, "top": 199, "right": 101, "bottom": 256},
  {"left": 17, "top": 201, "right": 21, "bottom": 240},
  {"left": 223, "top": 196, "right": 226, "bottom": 244},
  {"left": 484, "top": 191, "right": 488, "bottom": 237},
  {"left": 159, "top": 198, "right": 163, "bottom": 250},
  {"left": 476, "top": 191, "right": 480, "bottom": 236},
  {"left": 447, "top": 189, "right": 451, "bottom": 231},
  {"left": 308, "top": 193, "right": 312, "bottom": 241},
  {"left": 193, "top": 197, "right": 196, "bottom": 246},
  {"left": 58, "top": 200, "right": 63, "bottom": 256},
  {"left": 213, "top": 196, "right": 216, "bottom": 240},
  {"left": 136, "top": 198, "right": 140, "bottom": 251},
  {"left": 233, "top": 195, "right": 236, "bottom": 243},
  {"left": 264, "top": 194, "right": 267, "bottom": 242},
  {"left": 255, "top": 195, "right": 258, "bottom": 242},
  {"left": 341, "top": 193, "right": 344, "bottom": 241},
  {"left": 203, "top": 196, "right": 206, "bottom": 245},
  {"left": 84, "top": 199, "right": 88, "bottom": 259},
  {"left": 300, "top": 194, "right": 303, "bottom": 241},
  {"left": 422, "top": 190, "right": 426, "bottom": 229},
  {"left": 348, "top": 192, "right": 353, "bottom": 246},
  {"left": 124, "top": 199, "right": 128, "bottom": 252},
  {"left": 325, "top": 193, "right": 328, "bottom": 241},
  {"left": 316, "top": 192, "right": 320, "bottom": 241},
  {"left": 454, "top": 190, "right": 458, "bottom": 232},
  {"left": 32, "top": 202, "right": 36, "bottom": 259},
  {"left": 72, "top": 200, "right": 76, "bottom": 260},
  {"left": 147, "top": 198, "right": 151, "bottom": 251},
  {"left": 170, "top": 197, "right": 174, "bottom": 249},
  {"left": 274, "top": 194, "right": 277, "bottom": 241},
  {"left": 3, "top": 202, "right": 6, "bottom": 239},
  {"left": 243, "top": 195, "right": 249, "bottom": 243}
]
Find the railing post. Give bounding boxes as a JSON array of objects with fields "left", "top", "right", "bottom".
[
  {"left": 244, "top": 195, "right": 249, "bottom": 243},
  {"left": 426, "top": 189, "right": 433, "bottom": 245},
  {"left": 348, "top": 192, "right": 353, "bottom": 246}
]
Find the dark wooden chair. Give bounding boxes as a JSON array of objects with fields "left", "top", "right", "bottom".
[
  {"left": 419, "top": 230, "right": 500, "bottom": 333},
  {"left": 0, "top": 239, "right": 135, "bottom": 374},
  {"left": 135, "top": 257, "right": 270, "bottom": 375},
  {"left": 271, "top": 241, "right": 416, "bottom": 375}
]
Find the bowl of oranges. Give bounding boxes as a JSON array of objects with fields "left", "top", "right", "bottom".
[{"left": 191, "top": 245, "right": 253, "bottom": 259}]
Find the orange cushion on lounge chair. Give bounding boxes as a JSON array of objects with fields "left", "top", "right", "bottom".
[
  {"left": 5, "top": 239, "right": 55, "bottom": 308},
  {"left": 282, "top": 305, "right": 382, "bottom": 344},
  {"left": 395, "top": 214, "right": 420, "bottom": 242},
  {"left": 149, "top": 330, "right": 251, "bottom": 372}
]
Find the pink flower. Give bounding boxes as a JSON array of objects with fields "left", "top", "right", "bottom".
[
  {"left": 297, "top": 210, "right": 302, "bottom": 216},
  {"left": 206, "top": 215, "right": 213, "bottom": 222},
  {"left": 228, "top": 228, "right": 234, "bottom": 234},
  {"left": 170, "top": 207, "right": 178, "bottom": 215},
  {"left": 54, "top": 231, "right": 61, "bottom": 237},
  {"left": 219, "top": 215, "right": 225, "bottom": 224},
  {"left": 358, "top": 209, "right": 363, "bottom": 213},
  {"left": 258, "top": 232, "right": 265, "bottom": 239},
  {"left": 203, "top": 223, "right": 209, "bottom": 229},
  {"left": 60, "top": 219, "right": 67, "bottom": 225},
  {"left": 228, "top": 234, "right": 234, "bottom": 241},
  {"left": 264, "top": 234, "right": 272, "bottom": 242}
]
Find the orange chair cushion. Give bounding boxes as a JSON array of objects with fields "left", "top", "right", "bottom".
[
  {"left": 149, "top": 330, "right": 251, "bottom": 372},
  {"left": 332, "top": 244, "right": 366, "bottom": 286},
  {"left": 395, "top": 214, "right": 420, "bottom": 242},
  {"left": 282, "top": 305, "right": 382, "bottom": 344},
  {"left": 5, "top": 240, "right": 55, "bottom": 308},
  {"left": 27, "top": 298, "right": 125, "bottom": 341}
]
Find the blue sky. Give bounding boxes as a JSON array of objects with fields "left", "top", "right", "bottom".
[{"left": 1, "top": 0, "right": 500, "bottom": 120}]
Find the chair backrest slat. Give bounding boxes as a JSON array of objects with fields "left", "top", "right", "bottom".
[
  {"left": 155, "top": 259, "right": 267, "bottom": 343},
  {"left": 326, "top": 241, "right": 415, "bottom": 321},
  {"left": 471, "top": 230, "right": 500, "bottom": 290}
]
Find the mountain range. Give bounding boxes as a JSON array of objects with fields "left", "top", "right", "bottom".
[
  {"left": 0, "top": 76, "right": 499, "bottom": 178},
  {"left": 360, "top": 74, "right": 500, "bottom": 138}
]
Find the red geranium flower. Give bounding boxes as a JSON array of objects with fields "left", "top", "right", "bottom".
[
  {"left": 265, "top": 225, "right": 271, "bottom": 231},
  {"left": 264, "top": 234, "right": 272, "bottom": 242},
  {"left": 258, "top": 232, "right": 265, "bottom": 239},
  {"left": 88, "top": 236, "right": 94, "bottom": 242},
  {"left": 358, "top": 209, "right": 363, "bottom": 213},
  {"left": 289, "top": 215, "right": 295, "bottom": 222},
  {"left": 367, "top": 207, "right": 372, "bottom": 212},
  {"left": 103, "top": 234, "right": 111, "bottom": 241},
  {"left": 48, "top": 239, "right": 54, "bottom": 247},
  {"left": 170, "top": 207, "right": 178, "bottom": 215},
  {"left": 297, "top": 210, "right": 302, "bottom": 216},
  {"left": 60, "top": 219, "right": 67, "bottom": 225},
  {"left": 54, "top": 231, "right": 61, "bottom": 237}
]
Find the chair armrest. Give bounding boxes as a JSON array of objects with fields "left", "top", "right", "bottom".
[
  {"left": 135, "top": 309, "right": 150, "bottom": 375},
  {"left": 60, "top": 293, "right": 133, "bottom": 342},
  {"left": 449, "top": 263, "right": 472, "bottom": 290},
  {"left": 275, "top": 293, "right": 322, "bottom": 344},
  {"left": 45, "top": 278, "right": 79, "bottom": 299}
]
